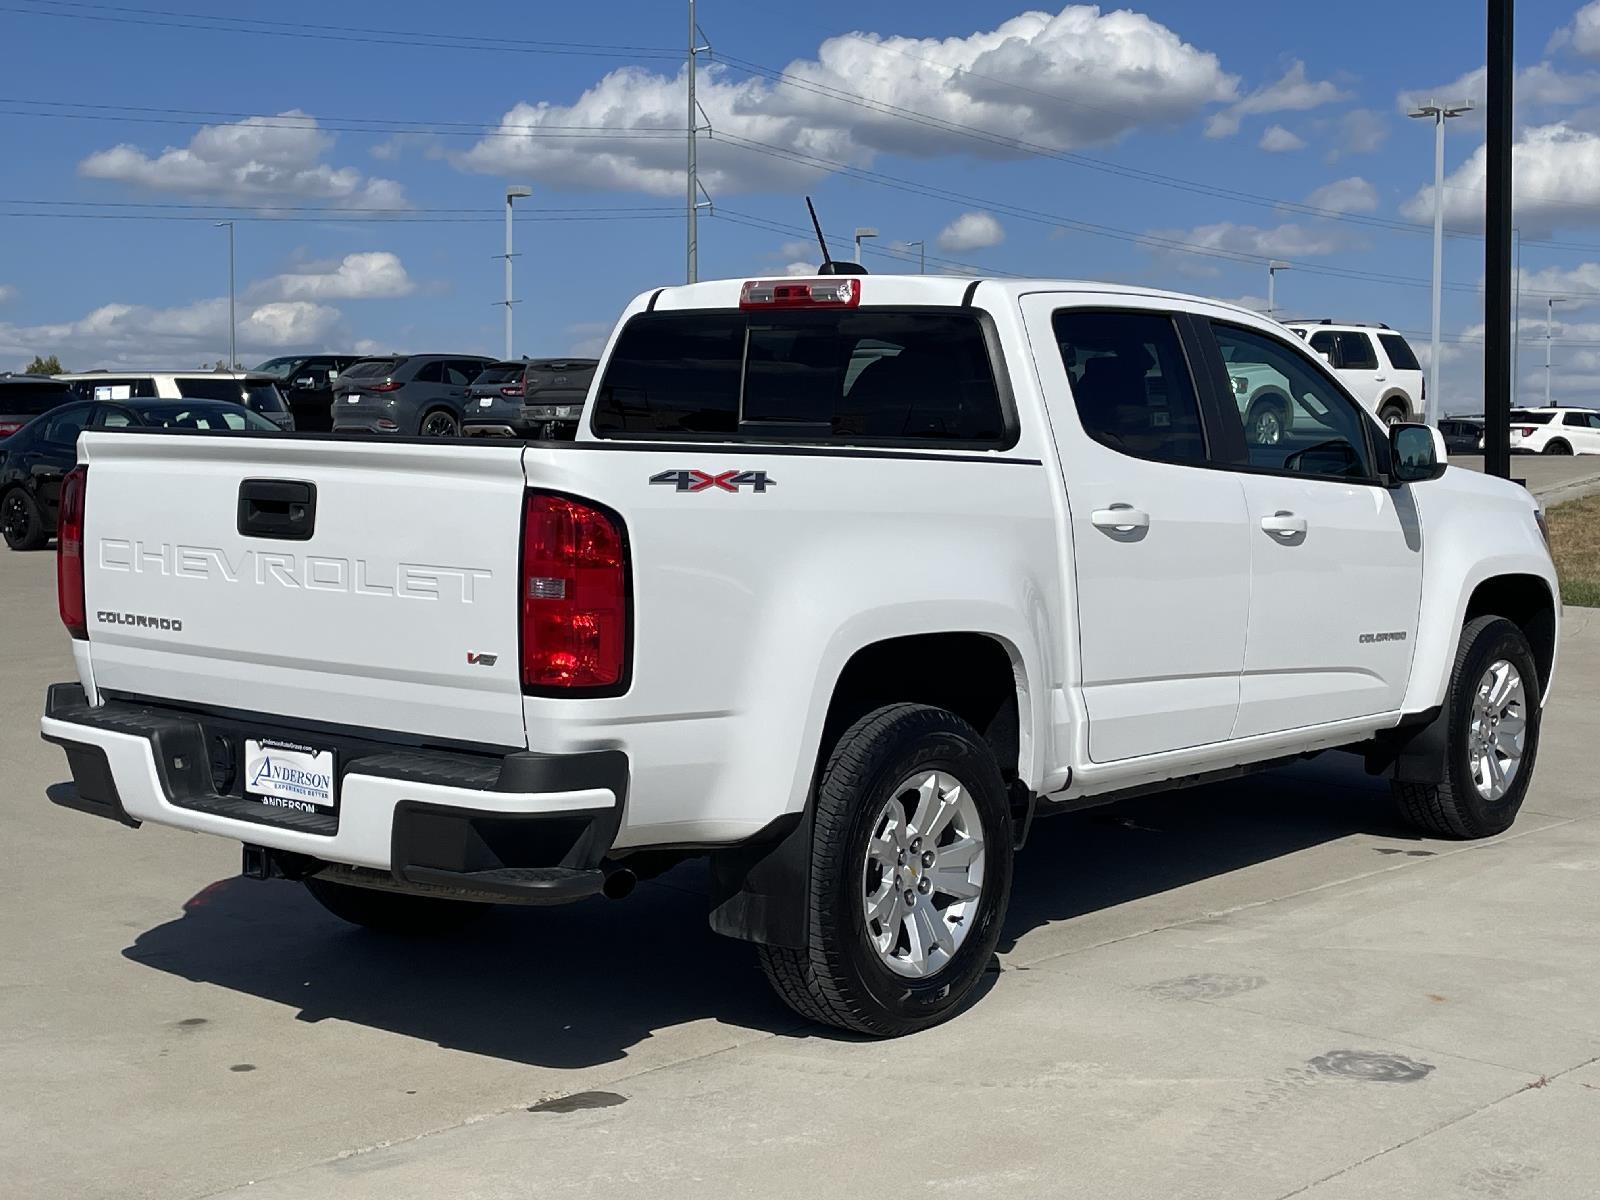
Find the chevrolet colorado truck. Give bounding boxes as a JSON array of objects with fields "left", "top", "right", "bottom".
[{"left": 41, "top": 275, "right": 1560, "bottom": 1036}]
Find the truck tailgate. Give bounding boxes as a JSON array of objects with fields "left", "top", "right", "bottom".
[{"left": 77, "top": 432, "right": 529, "bottom": 748}]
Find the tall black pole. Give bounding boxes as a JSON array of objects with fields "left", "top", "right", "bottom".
[{"left": 1484, "top": 0, "right": 1514, "bottom": 479}]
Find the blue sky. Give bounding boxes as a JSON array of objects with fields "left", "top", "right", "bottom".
[{"left": 6, "top": 1, "right": 1600, "bottom": 409}]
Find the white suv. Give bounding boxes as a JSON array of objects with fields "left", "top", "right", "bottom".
[
  {"left": 54, "top": 371, "right": 294, "bottom": 431},
  {"left": 1510, "top": 407, "right": 1600, "bottom": 454},
  {"left": 1284, "top": 322, "right": 1423, "bottom": 427}
]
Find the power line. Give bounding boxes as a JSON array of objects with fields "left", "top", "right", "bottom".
[
  {"left": 0, "top": 210, "right": 681, "bottom": 224},
  {"left": 3, "top": 0, "right": 681, "bottom": 57}
]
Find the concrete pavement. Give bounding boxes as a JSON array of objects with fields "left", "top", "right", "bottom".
[
  {"left": 1448, "top": 453, "right": 1600, "bottom": 505},
  {"left": 2, "top": 549, "right": 1596, "bottom": 1200}
]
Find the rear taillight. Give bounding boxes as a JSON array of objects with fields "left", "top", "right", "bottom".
[
  {"left": 0, "top": 420, "right": 23, "bottom": 437},
  {"left": 519, "top": 492, "right": 628, "bottom": 690},
  {"left": 1513, "top": 425, "right": 1535, "bottom": 436},
  {"left": 367, "top": 381, "right": 402, "bottom": 392},
  {"left": 500, "top": 384, "right": 525, "bottom": 397},
  {"left": 57, "top": 465, "right": 88, "bottom": 639}
]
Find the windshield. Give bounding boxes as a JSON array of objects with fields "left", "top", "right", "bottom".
[{"left": 253, "top": 357, "right": 300, "bottom": 379}]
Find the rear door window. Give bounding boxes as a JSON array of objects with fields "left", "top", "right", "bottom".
[
  {"left": 1333, "top": 331, "right": 1378, "bottom": 370},
  {"left": 1378, "top": 334, "right": 1421, "bottom": 372},
  {"left": 415, "top": 361, "right": 445, "bottom": 384},
  {"left": 1050, "top": 309, "right": 1207, "bottom": 465},
  {"left": 593, "top": 309, "right": 1008, "bottom": 446},
  {"left": 41, "top": 403, "right": 93, "bottom": 446}
]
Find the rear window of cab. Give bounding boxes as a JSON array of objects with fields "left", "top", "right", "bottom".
[{"left": 591, "top": 308, "right": 1012, "bottom": 448}]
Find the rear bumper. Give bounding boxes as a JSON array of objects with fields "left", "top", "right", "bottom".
[{"left": 40, "top": 683, "right": 629, "bottom": 901}]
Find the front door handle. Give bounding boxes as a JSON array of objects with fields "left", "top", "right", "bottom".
[
  {"left": 1091, "top": 505, "right": 1150, "bottom": 532},
  {"left": 1261, "top": 511, "right": 1307, "bottom": 537}
]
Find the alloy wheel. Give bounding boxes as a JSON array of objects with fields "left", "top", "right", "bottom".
[{"left": 1468, "top": 658, "right": 1527, "bottom": 802}]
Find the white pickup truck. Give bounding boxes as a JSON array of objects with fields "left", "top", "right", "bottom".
[{"left": 41, "top": 274, "right": 1559, "bottom": 1036}]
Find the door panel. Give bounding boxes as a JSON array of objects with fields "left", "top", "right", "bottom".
[{"left": 1023, "top": 297, "right": 1251, "bottom": 762}]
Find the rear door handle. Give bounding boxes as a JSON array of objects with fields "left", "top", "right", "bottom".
[
  {"left": 1090, "top": 505, "right": 1150, "bottom": 532},
  {"left": 1261, "top": 511, "right": 1307, "bottom": 537}
]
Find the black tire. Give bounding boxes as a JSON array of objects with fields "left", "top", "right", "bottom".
[
  {"left": 419, "top": 409, "right": 459, "bottom": 438},
  {"left": 1245, "top": 396, "right": 1289, "bottom": 446},
  {"left": 1378, "top": 401, "right": 1410, "bottom": 426},
  {"left": 757, "top": 703, "right": 1014, "bottom": 1037},
  {"left": 1543, "top": 439, "right": 1573, "bottom": 456},
  {"left": 303, "top": 876, "right": 489, "bottom": 936},
  {"left": 1393, "top": 616, "right": 1542, "bottom": 839},
  {"left": 1, "top": 488, "right": 47, "bottom": 551}
]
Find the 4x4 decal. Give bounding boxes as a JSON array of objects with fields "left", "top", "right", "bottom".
[{"left": 649, "top": 469, "right": 777, "bottom": 493}]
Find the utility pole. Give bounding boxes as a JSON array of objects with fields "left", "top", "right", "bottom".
[
  {"left": 686, "top": 0, "right": 711, "bottom": 283},
  {"left": 1545, "top": 296, "right": 1569, "bottom": 406},
  {"left": 502, "top": 186, "right": 531, "bottom": 359},
  {"left": 854, "top": 227, "right": 878, "bottom": 264},
  {"left": 1483, "top": 0, "right": 1513, "bottom": 479},
  {"left": 1408, "top": 99, "right": 1472, "bottom": 425},
  {"left": 214, "top": 222, "right": 235, "bottom": 369},
  {"left": 1266, "top": 260, "right": 1291, "bottom": 317}
]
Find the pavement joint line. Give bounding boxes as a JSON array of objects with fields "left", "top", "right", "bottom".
[
  {"left": 189, "top": 1018, "right": 815, "bottom": 1200},
  {"left": 1013, "top": 813, "right": 1580, "bottom": 973},
  {"left": 1270, "top": 1051, "right": 1600, "bottom": 1200}
]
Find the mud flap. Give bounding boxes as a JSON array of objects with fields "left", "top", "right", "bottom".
[{"left": 707, "top": 811, "right": 810, "bottom": 948}]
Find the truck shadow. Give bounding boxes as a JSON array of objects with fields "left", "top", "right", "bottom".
[{"left": 121, "top": 753, "right": 1413, "bottom": 1069}]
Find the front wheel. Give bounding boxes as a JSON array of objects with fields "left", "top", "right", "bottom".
[
  {"left": 1393, "top": 616, "right": 1542, "bottom": 839},
  {"left": 1, "top": 489, "right": 47, "bottom": 551},
  {"left": 420, "top": 409, "right": 460, "bottom": 438},
  {"left": 304, "top": 876, "right": 489, "bottom": 936},
  {"left": 757, "top": 703, "right": 1014, "bottom": 1037}
]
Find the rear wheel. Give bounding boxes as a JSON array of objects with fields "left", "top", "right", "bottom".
[
  {"left": 1378, "top": 401, "right": 1410, "bottom": 426},
  {"left": 1543, "top": 439, "right": 1573, "bottom": 455},
  {"left": 757, "top": 703, "right": 1014, "bottom": 1037},
  {"left": 1393, "top": 616, "right": 1541, "bottom": 839},
  {"left": 1, "top": 489, "right": 47, "bottom": 551},
  {"left": 304, "top": 876, "right": 489, "bottom": 936},
  {"left": 1245, "top": 397, "right": 1288, "bottom": 446},
  {"left": 420, "top": 409, "right": 460, "bottom": 438}
]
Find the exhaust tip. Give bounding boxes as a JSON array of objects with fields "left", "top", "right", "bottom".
[{"left": 601, "top": 867, "right": 636, "bottom": 901}]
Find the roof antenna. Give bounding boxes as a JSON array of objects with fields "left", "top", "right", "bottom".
[{"left": 806, "top": 196, "right": 867, "bottom": 276}]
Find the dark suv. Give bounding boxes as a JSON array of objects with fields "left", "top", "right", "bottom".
[
  {"left": 255, "top": 354, "right": 362, "bottom": 433},
  {"left": 461, "top": 358, "right": 598, "bottom": 440},
  {"left": 330, "top": 354, "right": 495, "bottom": 437},
  {"left": 0, "top": 374, "right": 75, "bottom": 439}
]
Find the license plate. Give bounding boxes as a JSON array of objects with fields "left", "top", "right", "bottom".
[
  {"left": 479, "top": 397, "right": 493, "bottom": 407},
  {"left": 243, "top": 737, "right": 337, "bottom": 814},
  {"left": 346, "top": 394, "right": 362, "bottom": 403}
]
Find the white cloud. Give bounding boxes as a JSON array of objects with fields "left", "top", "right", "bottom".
[
  {"left": 0, "top": 284, "right": 15, "bottom": 304},
  {"left": 1148, "top": 220, "right": 1352, "bottom": 261},
  {"left": 783, "top": 261, "right": 817, "bottom": 277},
  {"left": 1205, "top": 61, "right": 1346, "bottom": 138},
  {"left": 457, "top": 7, "right": 1239, "bottom": 194},
  {"left": 1403, "top": 121, "right": 1600, "bottom": 233},
  {"left": 78, "top": 111, "right": 407, "bottom": 207},
  {"left": 563, "top": 321, "right": 615, "bottom": 359},
  {"left": 1395, "top": 63, "right": 1600, "bottom": 127},
  {"left": 1259, "top": 124, "right": 1306, "bottom": 153},
  {"left": 1304, "top": 176, "right": 1378, "bottom": 214},
  {"left": 1327, "top": 108, "right": 1388, "bottom": 160},
  {"left": 937, "top": 212, "right": 1005, "bottom": 252},
  {"left": 1563, "top": 1, "right": 1600, "bottom": 57},
  {"left": 1516, "top": 261, "right": 1600, "bottom": 308},
  {"left": 249, "top": 252, "right": 416, "bottom": 302}
]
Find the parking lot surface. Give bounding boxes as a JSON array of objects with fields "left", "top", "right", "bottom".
[
  {"left": 3, "top": 551, "right": 1597, "bottom": 1200},
  {"left": 1449, "top": 453, "right": 1600, "bottom": 504}
]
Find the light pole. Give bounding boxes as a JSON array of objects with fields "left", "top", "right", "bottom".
[
  {"left": 1546, "top": 296, "right": 1569, "bottom": 407},
  {"left": 213, "top": 221, "right": 235, "bottom": 369},
  {"left": 1409, "top": 99, "right": 1472, "bottom": 425},
  {"left": 905, "top": 240, "right": 926, "bottom": 274},
  {"left": 854, "top": 227, "right": 878, "bottom": 265},
  {"left": 1266, "top": 260, "right": 1291, "bottom": 317},
  {"left": 502, "top": 185, "right": 532, "bottom": 360}
]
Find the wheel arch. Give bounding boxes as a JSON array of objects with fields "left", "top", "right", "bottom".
[
  {"left": 1377, "top": 392, "right": 1412, "bottom": 419},
  {"left": 1464, "top": 573, "right": 1557, "bottom": 697}
]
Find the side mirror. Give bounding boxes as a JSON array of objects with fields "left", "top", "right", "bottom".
[{"left": 1390, "top": 422, "right": 1448, "bottom": 483}]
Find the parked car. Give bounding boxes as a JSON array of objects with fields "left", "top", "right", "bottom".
[
  {"left": 1282, "top": 321, "right": 1424, "bottom": 427},
  {"left": 1439, "top": 416, "right": 1486, "bottom": 455},
  {"left": 1, "top": 398, "right": 276, "bottom": 549},
  {"left": 462, "top": 358, "right": 598, "bottom": 440},
  {"left": 55, "top": 371, "right": 294, "bottom": 431},
  {"left": 1509, "top": 407, "right": 1600, "bottom": 454},
  {"left": 0, "top": 373, "right": 76, "bottom": 439},
  {"left": 40, "top": 275, "right": 1557, "bottom": 1037},
  {"left": 254, "top": 355, "right": 362, "bottom": 433},
  {"left": 330, "top": 354, "right": 495, "bottom": 437}
]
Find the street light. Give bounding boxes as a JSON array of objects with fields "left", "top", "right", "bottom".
[
  {"left": 1266, "top": 260, "right": 1291, "bottom": 317},
  {"left": 1546, "top": 296, "right": 1570, "bottom": 407},
  {"left": 904, "top": 240, "right": 926, "bottom": 274},
  {"left": 501, "top": 185, "right": 533, "bottom": 360},
  {"left": 853, "top": 227, "right": 878, "bottom": 265},
  {"left": 1409, "top": 98, "right": 1473, "bottom": 425},
  {"left": 213, "top": 221, "right": 235, "bottom": 370}
]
